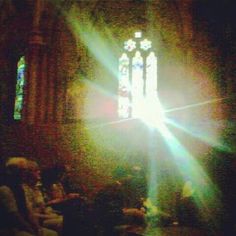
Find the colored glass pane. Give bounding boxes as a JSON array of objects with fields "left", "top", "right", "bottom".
[
  {"left": 140, "top": 39, "right": 152, "bottom": 51},
  {"left": 146, "top": 52, "right": 157, "bottom": 97},
  {"left": 118, "top": 53, "right": 130, "bottom": 118},
  {"left": 124, "top": 39, "right": 136, "bottom": 52},
  {"left": 14, "top": 56, "right": 25, "bottom": 120},
  {"left": 134, "top": 31, "right": 142, "bottom": 38},
  {"left": 132, "top": 51, "right": 144, "bottom": 117}
]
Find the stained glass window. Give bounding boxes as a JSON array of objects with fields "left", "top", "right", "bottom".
[
  {"left": 118, "top": 32, "right": 158, "bottom": 118},
  {"left": 14, "top": 56, "right": 26, "bottom": 120},
  {"left": 118, "top": 53, "right": 130, "bottom": 118}
]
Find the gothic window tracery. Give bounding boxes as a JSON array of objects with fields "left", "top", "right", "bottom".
[{"left": 118, "top": 32, "right": 158, "bottom": 118}]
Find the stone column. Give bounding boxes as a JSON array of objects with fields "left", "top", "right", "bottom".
[
  {"left": 23, "top": 0, "right": 45, "bottom": 124},
  {"left": 177, "top": 0, "right": 194, "bottom": 64},
  {"left": 0, "top": 55, "right": 17, "bottom": 123}
]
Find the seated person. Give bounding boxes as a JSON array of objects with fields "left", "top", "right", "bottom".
[
  {"left": 93, "top": 166, "right": 146, "bottom": 235},
  {"left": 142, "top": 197, "right": 172, "bottom": 227},
  {"left": 177, "top": 180, "right": 201, "bottom": 227},
  {"left": 0, "top": 157, "right": 58, "bottom": 236},
  {"left": 22, "top": 160, "right": 63, "bottom": 234},
  {"left": 42, "top": 166, "right": 80, "bottom": 203},
  {"left": 41, "top": 166, "right": 81, "bottom": 207},
  {"left": 41, "top": 165, "right": 92, "bottom": 236}
]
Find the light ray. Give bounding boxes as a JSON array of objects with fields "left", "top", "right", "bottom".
[
  {"left": 147, "top": 131, "right": 159, "bottom": 204},
  {"left": 86, "top": 117, "right": 137, "bottom": 130},
  {"left": 65, "top": 6, "right": 119, "bottom": 79},
  {"left": 165, "top": 118, "right": 232, "bottom": 152},
  {"left": 165, "top": 96, "right": 230, "bottom": 113},
  {"left": 157, "top": 123, "right": 221, "bottom": 224},
  {"left": 83, "top": 77, "right": 118, "bottom": 101}
]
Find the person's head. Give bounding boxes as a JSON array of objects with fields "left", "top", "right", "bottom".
[
  {"left": 5, "top": 157, "right": 29, "bottom": 185},
  {"left": 131, "top": 165, "right": 143, "bottom": 177},
  {"left": 182, "top": 180, "right": 195, "bottom": 198},
  {"left": 112, "top": 166, "right": 133, "bottom": 185},
  {"left": 41, "top": 165, "right": 65, "bottom": 187},
  {"left": 25, "top": 160, "right": 41, "bottom": 185}
]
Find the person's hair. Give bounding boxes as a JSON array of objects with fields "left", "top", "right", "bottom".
[
  {"left": 5, "top": 157, "right": 33, "bottom": 185},
  {"left": 5, "top": 157, "right": 28, "bottom": 168},
  {"left": 27, "top": 160, "right": 39, "bottom": 171}
]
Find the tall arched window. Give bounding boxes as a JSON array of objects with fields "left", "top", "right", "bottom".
[
  {"left": 14, "top": 56, "right": 26, "bottom": 120},
  {"left": 118, "top": 32, "right": 158, "bottom": 118}
]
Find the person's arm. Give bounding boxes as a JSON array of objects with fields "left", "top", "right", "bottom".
[
  {"left": 0, "top": 186, "right": 37, "bottom": 234},
  {"left": 9, "top": 211, "right": 36, "bottom": 234}
]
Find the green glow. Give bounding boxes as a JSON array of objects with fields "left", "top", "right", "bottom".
[
  {"left": 166, "top": 118, "right": 231, "bottom": 153},
  {"left": 147, "top": 131, "right": 158, "bottom": 204},
  {"left": 157, "top": 123, "right": 221, "bottom": 224},
  {"left": 66, "top": 6, "right": 119, "bottom": 79},
  {"left": 82, "top": 77, "right": 118, "bottom": 101}
]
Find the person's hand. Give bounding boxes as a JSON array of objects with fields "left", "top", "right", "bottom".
[
  {"left": 37, "top": 227, "right": 43, "bottom": 236},
  {"left": 123, "top": 208, "right": 145, "bottom": 218},
  {"left": 46, "top": 198, "right": 63, "bottom": 205},
  {"left": 66, "top": 193, "right": 80, "bottom": 199}
]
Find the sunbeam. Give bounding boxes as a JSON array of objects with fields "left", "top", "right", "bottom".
[
  {"left": 165, "top": 96, "right": 230, "bottom": 113},
  {"left": 65, "top": 5, "right": 119, "bottom": 79},
  {"left": 165, "top": 118, "right": 231, "bottom": 152},
  {"left": 86, "top": 117, "right": 136, "bottom": 130},
  {"left": 156, "top": 123, "right": 221, "bottom": 226}
]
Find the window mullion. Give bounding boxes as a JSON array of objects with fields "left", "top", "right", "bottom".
[
  {"left": 143, "top": 53, "right": 147, "bottom": 97},
  {"left": 129, "top": 52, "right": 133, "bottom": 118}
]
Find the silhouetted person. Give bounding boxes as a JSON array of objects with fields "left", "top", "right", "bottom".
[
  {"left": 41, "top": 165, "right": 93, "bottom": 236},
  {"left": 93, "top": 166, "right": 146, "bottom": 235},
  {"left": 0, "top": 157, "right": 57, "bottom": 236}
]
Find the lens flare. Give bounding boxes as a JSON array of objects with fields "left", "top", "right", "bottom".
[
  {"left": 137, "top": 97, "right": 166, "bottom": 129},
  {"left": 58, "top": 3, "right": 226, "bottom": 229}
]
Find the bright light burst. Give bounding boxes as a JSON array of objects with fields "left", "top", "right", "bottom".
[
  {"left": 165, "top": 96, "right": 229, "bottom": 113},
  {"left": 156, "top": 122, "right": 221, "bottom": 223},
  {"left": 165, "top": 117, "right": 231, "bottom": 153},
  {"left": 62, "top": 3, "right": 225, "bottom": 228},
  {"left": 137, "top": 97, "right": 165, "bottom": 129}
]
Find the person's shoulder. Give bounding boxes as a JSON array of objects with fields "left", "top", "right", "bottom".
[
  {"left": 0, "top": 185, "right": 14, "bottom": 199},
  {"left": 0, "top": 185, "right": 18, "bottom": 212},
  {"left": 0, "top": 185, "right": 11, "bottom": 193},
  {"left": 103, "top": 181, "right": 123, "bottom": 192}
]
